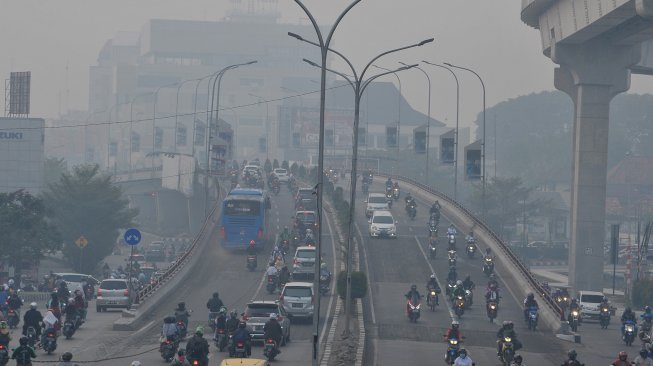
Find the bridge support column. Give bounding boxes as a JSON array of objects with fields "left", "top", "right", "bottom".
[{"left": 552, "top": 40, "right": 641, "bottom": 293}]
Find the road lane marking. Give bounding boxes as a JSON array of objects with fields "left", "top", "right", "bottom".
[
  {"left": 319, "top": 209, "right": 339, "bottom": 359},
  {"left": 355, "top": 223, "right": 377, "bottom": 325},
  {"left": 414, "top": 235, "right": 456, "bottom": 321}
]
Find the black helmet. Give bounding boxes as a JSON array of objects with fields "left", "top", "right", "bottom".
[
  {"left": 626, "top": 307, "right": 632, "bottom": 313},
  {"left": 514, "top": 354, "right": 523, "bottom": 363},
  {"left": 238, "top": 321, "right": 246, "bottom": 329},
  {"left": 213, "top": 292, "right": 219, "bottom": 298},
  {"left": 177, "top": 349, "right": 186, "bottom": 357},
  {"left": 527, "top": 293, "right": 534, "bottom": 300},
  {"left": 640, "top": 349, "right": 648, "bottom": 358},
  {"left": 62, "top": 352, "right": 73, "bottom": 361},
  {"left": 19, "top": 337, "right": 28, "bottom": 346},
  {"left": 177, "top": 302, "right": 185, "bottom": 310},
  {"left": 411, "top": 284, "right": 417, "bottom": 291},
  {"left": 568, "top": 349, "right": 577, "bottom": 360},
  {"left": 230, "top": 310, "right": 238, "bottom": 319},
  {"left": 459, "top": 348, "right": 467, "bottom": 355}
]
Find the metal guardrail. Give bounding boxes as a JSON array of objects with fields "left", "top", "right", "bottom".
[{"left": 375, "top": 172, "right": 562, "bottom": 317}]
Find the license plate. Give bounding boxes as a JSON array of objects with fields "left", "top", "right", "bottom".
[
  {"left": 302, "top": 262, "right": 314, "bottom": 267},
  {"left": 292, "top": 303, "right": 303, "bottom": 308}
]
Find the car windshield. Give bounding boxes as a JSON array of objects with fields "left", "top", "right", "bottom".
[
  {"left": 245, "top": 304, "right": 278, "bottom": 318},
  {"left": 284, "top": 287, "right": 312, "bottom": 297},
  {"left": 369, "top": 196, "right": 387, "bottom": 204},
  {"left": 296, "top": 250, "right": 315, "bottom": 259},
  {"left": 373, "top": 216, "right": 394, "bottom": 224},
  {"left": 225, "top": 199, "right": 261, "bottom": 216},
  {"left": 60, "top": 274, "right": 87, "bottom": 283},
  {"left": 581, "top": 294, "right": 604, "bottom": 303},
  {"left": 100, "top": 281, "right": 127, "bottom": 290}
]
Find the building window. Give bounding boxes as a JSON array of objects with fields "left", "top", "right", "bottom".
[{"left": 177, "top": 126, "right": 187, "bottom": 146}]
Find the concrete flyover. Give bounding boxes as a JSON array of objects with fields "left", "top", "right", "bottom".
[{"left": 522, "top": 0, "right": 653, "bottom": 294}]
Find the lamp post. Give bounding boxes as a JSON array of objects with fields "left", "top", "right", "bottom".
[
  {"left": 300, "top": 36, "right": 432, "bottom": 337},
  {"left": 130, "top": 93, "right": 153, "bottom": 180},
  {"left": 398, "top": 62, "right": 431, "bottom": 186},
  {"left": 204, "top": 61, "right": 257, "bottom": 218},
  {"left": 288, "top": 2, "right": 362, "bottom": 363},
  {"left": 371, "top": 65, "right": 402, "bottom": 174},
  {"left": 152, "top": 82, "right": 180, "bottom": 177},
  {"left": 248, "top": 93, "right": 270, "bottom": 160},
  {"left": 422, "top": 61, "right": 460, "bottom": 200},
  {"left": 106, "top": 100, "right": 129, "bottom": 171},
  {"left": 444, "top": 62, "right": 485, "bottom": 214},
  {"left": 174, "top": 78, "right": 204, "bottom": 153}
]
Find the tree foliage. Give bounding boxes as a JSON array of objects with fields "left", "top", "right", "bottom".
[
  {"left": 264, "top": 159, "right": 272, "bottom": 173},
  {"left": 43, "top": 165, "right": 137, "bottom": 273},
  {"left": 44, "top": 157, "right": 68, "bottom": 186},
  {"left": 281, "top": 160, "right": 289, "bottom": 170},
  {"left": 0, "top": 190, "right": 62, "bottom": 276},
  {"left": 273, "top": 159, "right": 280, "bottom": 170}
]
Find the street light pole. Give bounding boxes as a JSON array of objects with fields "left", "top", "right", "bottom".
[
  {"left": 130, "top": 93, "right": 152, "bottom": 180},
  {"left": 399, "top": 62, "right": 431, "bottom": 186},
  {"left": 422, "top": 61, "right": 460, "bottom": 200},
  {"left": 371, "top": 65, "right": 402, "bottom": 174},
  {"left": 174, "top": 78, "right": 203, "bottom": 154},
  {"left": 289, "top": 2, "right": 362, "bottom": 364},
  {"left": 248, "top": 93, "right": 270, "bottom": 160},
  {"left": 106, "top": 101, "right": 129, "bottom": 172},
  {"left": 152, "top": 82, "right": 179, "bottom": 178},
  {"left": 444, "top": 63, "right": 485, "bottom": 211}
]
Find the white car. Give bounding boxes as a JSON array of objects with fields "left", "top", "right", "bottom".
[
  {"left": 366, "top": 193, "right": 390, "bottom": 218},
  {"left": 53, "top": 273, "right": 99, "bottom": 293},
  {"left": 273, "top": 168, "right": 289, "bottom": 183},
  {"left": 368, "top": 210, "right": 397, "bottom": 238},
  {"left": 578, "top": 290, "right": 605, "bottom": 320}
]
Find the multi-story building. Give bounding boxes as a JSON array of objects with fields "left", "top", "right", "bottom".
[{"left": 0, "top": 118, "right": 45, "bottom": 194}]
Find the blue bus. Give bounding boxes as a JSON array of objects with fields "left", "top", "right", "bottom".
[{"left": 220, "top": 188, "right": 271, "bottom": 250}]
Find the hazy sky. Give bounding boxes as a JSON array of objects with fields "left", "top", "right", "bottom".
[{"left": 1, "top": 0, "right": 653, "bottom": 128}]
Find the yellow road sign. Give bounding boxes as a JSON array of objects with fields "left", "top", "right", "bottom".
[{"left": 75, "top": 236, "right": 88, "bottom": 249}]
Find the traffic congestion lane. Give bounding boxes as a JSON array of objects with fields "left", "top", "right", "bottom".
[{"left": 357, "top": 180, "right": 564, "bottom": 365}]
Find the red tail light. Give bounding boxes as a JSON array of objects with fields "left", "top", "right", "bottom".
[
  {"left": 220, "top": 227, "right": 225, "bottom": 238},
  {"left": 237, "top": 342, "right": 244, "bottom": 347},
  {"left": 277, "top": 315, "right": 284, "bottom": 322},
  {"left": 0, "top": 345, "right": 5, "bottom": 349},
  {"left": 47, "top": 332, "right": 55, "bottom": 337},
  {"left": 124, "top": 289, "right": 129, "bottom": 296},
  {"left": 257, "top": 228, "right": 263, "bottom": 239},
  {"left": 266, "top": 338, "right": 274, "bottom": 344},
  {"left": 242, "top": 315, "right": 249, "bottom": 321},
  {"left": 165, "top": 340, "right": 171, "bottom": 344},
  {"left": 97, "top": 288, "right": 102, "bottom": 296},
  {"left": 218, "top": 329, "right": 225, "bottom": 334},
  {"left": 192, "top": 361, "right": 199, "bottom": 366}
]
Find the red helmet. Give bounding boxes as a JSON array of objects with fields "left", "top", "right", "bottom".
[
  {"left": 619, "top": 351, "right": 627, "bottom": 361},
  {"left": 249, "top": 240, "right": 255, "bottom": 247}
]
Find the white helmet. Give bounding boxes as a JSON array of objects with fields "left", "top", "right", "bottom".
[
  {"left": 29, "top": 302, "right": 37, "bottom": 310},
  {"left": 430, "top": 274, "right": 436, "bottom": 279},
  {"left": 131, "top": 362, "right": 142, "bottom": 366},
  {"left": 8, "top": 279, "right": 14, "bottom": 286},
  {"left": 456, "top": 280, "right": 463, "bottom": 286}
]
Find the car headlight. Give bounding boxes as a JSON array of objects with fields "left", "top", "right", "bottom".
[{"left": 371, "top": 226, "right": 378, "bottom": 231}]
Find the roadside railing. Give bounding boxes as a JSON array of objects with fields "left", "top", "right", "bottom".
[{"left": 375, "top": 172, "right": 562, "bottom": 317}]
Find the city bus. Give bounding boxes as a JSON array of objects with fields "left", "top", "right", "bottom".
[{"left": 220, "top": 188, "right": 271, "bottom": 250}]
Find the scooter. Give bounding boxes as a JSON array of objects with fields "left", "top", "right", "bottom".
[
  {"left": 214, "top": 328, "right": 228, "bottom": 352},
  {"left": 428, "top": 239, "right": 437, "bottom": 259},
  {"left": 527, "top": 306, "right": 539, "bottom": 331},
  {"left": 159, "top": 336, "right": 178, "bottom": 362},
  {"left": 266, "top": 275, "right": 278, "bottom": 294},
  {"left": 6, "top": 310, "right": 19, "bottom": 329},
  {"left": 499, "top": 336, "right": 515, "bottom": 366},
  {"left": 392, "top": 187, "right": 400, "bottom": 200},
  {"left": 246, "top": 255, "right": 257, "bottom": 272},
  {"left": 466, "top": 242, "right": 477, "bottom": 258},
  {"left": 487, "top": 300, "right": 498, "bottom": 322},
  {"left": 63, "top": 319, "right": 76, "bottom": 339},
  {"left": 406, "top": 296, "right": 421, "bottom": 323},
  {"left": 263, "top": 338, "right": 279, "bottom": 361},
  {"left": 444, "top": 337, "right": 461, "bottom": 365},
  {"left": 0, "top": 344, "right": 8, "bottom": 366},
  {"left": 42, "top": 329, "right": 57, "bottom": 355}
]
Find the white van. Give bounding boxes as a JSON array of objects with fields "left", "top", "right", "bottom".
[
  {"left": 366, "top": 193, "right": 390, "bottom": 218},
  {"left": 578, "top": 290, "right": 605, "bottom": 320}
]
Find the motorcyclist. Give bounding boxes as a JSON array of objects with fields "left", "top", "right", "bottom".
[
  {"left": 462, "top": 275, "right": 475, "bottom": 291},
  {"left": 232, "top": 321, "right": 252, "bottom": 356},
  {"left": 213, "top": 307, "right": 227, "bottom": 339},
  {"left": 452, "top": 280, "right": 466, "bottom": 300},
  {"left": 172, "top": 349, "right": 191, "bottom": 366},
  {"left": 487, "top": 274, "right": 499, "bottom": 293},
  {"left": 443, "top": 320, "right": 463, "bottom": 341},
  {"left": 266, "top": 262, "right": 278, "bottom": 278},
  {"left": 206, "top": 292, "right": 224, "bottom": 313},
  {"left": 635, "top": 349, "right": 653, "bottom": 366},
  {"left": 641, "top": 306, "right": 653, "bottom": 329},
  {"left": 447, "top": 224, "right": 457, "bottom": 236},
  {"left": 404, "top": 193, "right": 414, "bottom": 206},
  {"left": 263, "top": 313, "right": 283, "bottom": 354},
  {"left": 405, "top": 285, "right": 421, "bottom": 313},
  {"left": 512, "top": 354, "right": 525, "bottom": 366},
  {"left": 11, "top": 337, "right": 36, "bottom": 366},
  {"left": 430, "top": 201, "right": 441, "bottom": 216},
  {"left": 497, "top": 321, "right": 522, "bottom": 356},
  {"left": 174, "top": 302, "right": 191, "bottom": 330},
  {"left": 185, "top": 327, "right": 209, "bottom": 366},
  {"left": 72, "top": 289, "right": 86, "bottom": 321},
  {"left": 568, "top": 299, "right": 581, "bottom": 323},
  {"left": 0, "top": 322, "right": 10, "bottom": 347},
  {"left": 41, "top": 309, "right": 59, "bottom": 345},
  {"left": 246, "top": 240, "right": 257, "bottom": 256},
  {"left": 454, "top": 348, "right": 473, "bottom": 366},
  {"left": 465, "top": 231, "right": 476, "bottom": 244},
  {"left": 225, "top": 310, "right": 240, "bottom": 335},
  {"left": 279, "top": 266, "right": 291, "bottom": 287},
  {"left": 426, "top": 274, "right": 441, "bottom": 306},
  {"left": 56, "top": 352, "right": 77, "bottom": 366},
  {"left": 562, "top": 349, "right": 583, "bottom": 366},
  {"left": 447, "top": 267, "right": 457, "bottom": 284},
  {"left": 280, "top": 226, "right": 291, "bottom": 242},
  {"left": 385, "top": 177, "right": 393, "bottom": 192},
  {"left": 612, "top": 351, "right": 632, "bottom": 366},
  {"left": 161, "top": 316, "right": 179, "bottom": 343},
  {"left": 7, "top": 290, "right": 22, "bottom": 312},
  {"left": 523, "top": 293, "right": 539, "bottom": 322},
  {"left": 22, "top": 303, "right": 42, "bottom": 338},
  {"left": 56, "top": 282, "right": 70, "bottom": 304},
  {"left": 64, "top": 298, "right": 78, "bottom": 326}
]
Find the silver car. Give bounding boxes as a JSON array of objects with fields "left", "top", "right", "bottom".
[
  {"left": 291, "top": 246, "right": 316, "bottom": 280},
  {"left": 243, "top": 301, "right": 291, "bottom": 345},
  {"left": 96, "top": 279, "right": 132, "bottom": 312},
  {"left": 280, "top": 282, "right": 314, "bottom": 319}
]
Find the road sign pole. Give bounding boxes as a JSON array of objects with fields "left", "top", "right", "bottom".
[
  {"left": 79, "top": 247, "right": 83, "bottom": 273},
  {"left": 129, "top": 245, "right": 134, "bottom": 294}
]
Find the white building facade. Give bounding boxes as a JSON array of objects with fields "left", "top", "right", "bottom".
[{"left": 0, "top": 118, "right": 45, "bottom": 194}]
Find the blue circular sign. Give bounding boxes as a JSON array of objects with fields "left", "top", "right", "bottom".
[{"left": 124, "top": 228, "right": 141, "bottom": 246}]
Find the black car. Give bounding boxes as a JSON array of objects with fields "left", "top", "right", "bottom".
[{"left": 145, "top": 241, "right": 166, "bottom": 262}]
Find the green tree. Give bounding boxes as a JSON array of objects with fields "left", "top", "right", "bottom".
[
  {"left": 298, "top": 165, "right": 306, "bottom": 178},
  {"left": 290, "top": 162, "right": 299, "bottom": 176},
  {"left": 264, "top": 159, "right": 272, "bottom": 173},
  {"left": 282, "top": 160, "right": 289, "bottom": 170},
  {"left": 43, "top": 165, "right": 137, "bottom": 273},
  {"left": 0, "top": 190, "right": 62, "bottom": 278},
  {"left": 44, "top": 157, "right": 68, "bottom": 186},
  {"left": 273, "top": 159, "right": 280, "bottom": 170}
]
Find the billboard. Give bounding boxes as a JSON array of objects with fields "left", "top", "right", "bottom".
[
  {"left": 9, "top": 72, "right": 31, "bottom": 116},
  {"left": 279, "top": 106, "right": 354, "bottom": 148},
  {"left": 465, "top": 140, "right": 482, "bottom": 181},
  {"left": 440, "top": 129, "right": 455, "bottom": 164}
]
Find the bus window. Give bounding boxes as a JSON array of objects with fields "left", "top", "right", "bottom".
[{"left": 225, "top": 200, "right": 261, "bottom": 216}]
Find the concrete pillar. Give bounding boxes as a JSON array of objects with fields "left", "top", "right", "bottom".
[{"left": 552, "top": 40, "right": 641, "bottom": 293}]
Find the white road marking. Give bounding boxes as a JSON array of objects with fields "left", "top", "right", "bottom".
[
  {"left": 356, "top": 223, "right": 377, "bottom": 325},
  {"left": 319, "top": 211, "right": 338, "bottom": 349},
  {"left": 414, "top": 235, "right": 456, "bottom": 321}
]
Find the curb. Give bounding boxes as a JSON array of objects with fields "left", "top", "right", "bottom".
[{"left": 530, "top": 260, "right": 568, "bottom": 266}]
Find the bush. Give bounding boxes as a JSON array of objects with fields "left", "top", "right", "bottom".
[
  {"left": 298, "top": 165, "right": 306, "bottom": 178},
  {"left": 337, "top": 270, "right": 368, "bottom": 299},
  {"left": 290, "top": 162, "right": 298, "bottom": 175},
  {"left": 633, "top": 280, "right": 653, "bottom": 307}
]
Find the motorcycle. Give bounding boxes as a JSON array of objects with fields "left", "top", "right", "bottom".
[
  {"left": 177, "top": 321, "right": 187, "bottom": 339},
  {"left": 527, "top": 306, "right": 539, "bottom": 331},
  {"left": 428, "top": 238, "right": 437, "bottom": 259},
  {"left": 281, "top": 239, "right": 290, "bottom": 255},
  {"left": 385, "top": 192, "right": 393, "bottom": 208},
  {"left": 159, "top": 336, "right": 178, "bottom": 362},
  {"left": 569, "top": 309, "right": 580, "bottom": 332},
  {"left": 444, "top": 337, "right": 461, "bottom": 365},
  {"left": 447, "top": 234, "right": 456, "bottom": 250},
  {"left": 446, "top": 281, "right": 456, "bottom": 297},
  {"left": 427, "top": 287, "right": 440, "bottom": 311},
  {"left": 63, "top": 319, "right": 76, "bottom": 339},
  {"left": 0, "top": 344, "right": 8, "bottom": 366},
  {"left": 408, "top": 205, "right": 417, "bottom": 220},
  {"left": 454, "top": 295, "right": 465, "bottom": 317},
  {"left": 208, "top": 312, "right": 219, "bottom": 332},
  {"left": 263, "top": 338, "right": 279, "bottom": 361},
  {"left": 42, "top": 329, "right": 57, "bottom": 355},
  {"left": 272, "top": 184, "right": 280, "bottom": 196},
  {"left": 623, "top": 320, "right": 636, "bottom": 346},
  {"left": 466, "top": 241, "right": 477, "bottom": 258},
  {"left": 487, "top": 300, "right": 498, "bottom": 322},
  {"left": 215, "top": 328, "right": 228, "bottom": 352},
  {"left": 499, "top": 336, "right": 515, "bottom": 366},
  {"left": 447, "top": 250, "right": 457, "bottom": 268},
  {"left": 392, "top": 187, "right": 400, "bottom": 200},
  {"left": 428, "top": 221, "right": 438, "bottom": 238},
  {"left": 246, "top": 255, "right": 257, "bottom": 272},
  {"left": 599, "top": 305, "right": 610, "bottom": 329},
  {"left": 6, "top": 309, "right": 18, "bottom": 329},
  {"left": 267, "top": 275, "right": 278, "bottom": 294},
  {"left": 233, "top": 339, "right": 248, "bottom": 358},
  {"left": 25, "top": 326, "right": 37, "bottom": 348},
  {"left": 319, "top": 269, "right": 331, "bottom": 295},
  {"left": 406, "top": 296, "right": 421, "bottom": 323},
  {"left": 483, "top": 258, "right": 494, "bottom": 277},
  {"left": 464, "top": 289, "right": 473, "bottom": 308}
]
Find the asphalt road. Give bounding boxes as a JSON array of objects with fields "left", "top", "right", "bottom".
[{"left": 352, "top": 179, "right": 567, "bottom": 366}]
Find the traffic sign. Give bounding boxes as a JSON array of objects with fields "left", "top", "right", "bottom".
[
  {"left": 124, "top": 228, "right": 141, "bottom": 246},
  {"left": 75, "top": 236, "right": 88, "bottom": 249}
]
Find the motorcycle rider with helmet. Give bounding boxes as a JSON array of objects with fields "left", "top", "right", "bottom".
[
  {"left": 568, "top": 299, "right": 581, "bottom": 324},
  {"left": 11, "top": 336, "right": 36, "bottom": 366},
  {"left": 462, "top": 275, "right": 475, "bottom": 291},
  {"left": 232, "top": 321, "right": 252, "bottom": 356},
  {"left": 641, "top": 306, "right": 653, "bottom": 330},
  {"left": 226, "top": 310, "right": 240, "bottom": 335},
  {"left": 512, "top": 354, "right": 525, "bottom": 366},
  {"left": 447, "top": 224, "right": 457, "bottom": 236},
  {"left": 405, "top": 285, "right": 421, "bottom": 314},
  {"left": 174, "top": 302, "right": 191, "bottom": 335},
  {"left": 454, "top": 348, "right": 473, "bottom": 366},
  {"left": 280, "top": 226, "right": 291, "bottom": 242},
  {"left": 206, "top": 292, "right": 224, "bottom": 313},
  {"left": 562, "top": 349, "right": 583, "bottom": 366},
  {"left": 443, "top": 320, "right": 463, "bottom": 341},
  {"left": 447, "top": 267, "right": 458, "bottom": 284},
  {"left": 612, "top": 351, "right": 632, "bottom": 366},
  {"left": 385, "top": 177, "right": 393, "bottom": 192},
  {"left": 622, "top": 307, "right": 637, "bottom": 335},
  {"left": 634, "top": 349, "right": 653, "bottom": 366},
  {"left": 56, "top": 352, "right": 76, "bottom": 366},
  {"left": 263, "top": 313, "right": 283, "bottom": 354},
  {"left": 185, "top": 327, "right": 209, "bottom": 366},
  {"left": 22, "top": 303, "right": 42, "bottom": 339},
  {"left": 523, "top": 293, "right": 539, "bottom": 322},
  {"left": 430, "top": 201, "right": 441, "bottom": 215},
  {"left": 452, "top": 280, "right": 466, "bottom": 300},
  {"left": 161, "top": 316, "right": 179, "bottom": 344},
  {"left": 496, "top": 321, "right": 522, "bottom": 356},
  {"left": 246, "top": 240, "right": 257, "bottom": 256},
  {"left": 465, "top": 231, "right": 476, "bottom": 244},
  {"left": 172, "top": 349, "right": 190, "bottom": 366},
  {"left": 404, "top": 193, "right": 414, "bottom": 205},
  {"left": 426, "top": 274, "right": 441, "bottom": 306}
]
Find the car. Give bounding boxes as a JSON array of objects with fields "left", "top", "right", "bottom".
[
  {"left": 96, "top": 279, "right": 132, "bottom": 312},
  {"left": 365, "top": 193, "right": 390, "bottom": 218},
  {"left": 220, "top": 359, "right": 269, "bottom": 366},
  {"left": 291, "top": 246, "right": 316, "bottom": 279},
  {"left": 139, "top": 265, "right": 157, "bottom": 283},
  {"left": 295, "top": 188, "right": 317, "bottom": 210},
  {"left": 273, "top": 168, "right": 289, "bottom": 183},
  {"left": 280, "top": 282, "right": 314, "bottom": 319},
  {"left": 368, "top": 210, "right": 397, "bottom": 238},
  {"left": 295, "top": 210, "right": 318, "bottom": 232},
  {"left": 126, "top": 254, "right": 146, "bottom": 267},
  {"left": 145, "top": 241, "right": 166, "bottom": 262},
  {"left": 53, "top": 273, "right": 99, "bottom": 293},
  {"left": 242, "top": 301, "right": 291, "bottom": 345},
  {"left": 578, "top": 290, "right": 605, "bottom": 321}
]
